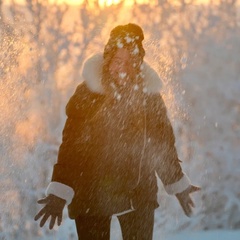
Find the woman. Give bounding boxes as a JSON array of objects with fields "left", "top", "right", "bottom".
[{"left": 35, "top": 23, "right": 200, "bottom": 240}]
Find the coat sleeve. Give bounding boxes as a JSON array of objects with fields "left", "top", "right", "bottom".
[
  {"left": 148, "top": 93, "right": 190, "bottom": 195},
  {"left": 46, "top": 83, "right": 104, "bottom": 204}
]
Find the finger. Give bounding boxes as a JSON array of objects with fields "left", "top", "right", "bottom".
[
  {"left": 178, "top": 196, "right": 191, "bottom": 217},
  {"left": 190, "top": 185, "right": 201, "bottom": 193},
  {"left": 183, "top": 203, "right": 192, "bottom": 217},
  {"left": 188, "top": 196, "right": 195, "bottom": 208},
  {"left": 40, "top": 213, "right": 50, "bottom": 228},
  {"left": 49, "top": 215, "right": 57, "bottom": 230},
  {"left": 37, "top": 197, "right": 49, "bottom": 204},
  {"left": 34, "top": 208, "right": 46, "bottom": 221},
  {"left": 57, "top": 213, "right": 63, "bottom": 226},
  {"left": 178, "top": 198, "right": 188, "bottom": 215}
]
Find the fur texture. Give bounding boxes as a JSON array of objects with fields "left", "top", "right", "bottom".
[{"left": 82, "top": 53, "right": 162, "bottom": 94}]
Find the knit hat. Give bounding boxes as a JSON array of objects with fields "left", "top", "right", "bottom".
[{"left": 103, "top": 23, "right": 145, "bottom": 63}]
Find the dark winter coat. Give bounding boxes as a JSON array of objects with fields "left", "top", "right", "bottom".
[{"left": 50, "top": 54, "right": 187, "bottom": 219}]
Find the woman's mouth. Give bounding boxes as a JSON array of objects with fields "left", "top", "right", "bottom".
[{"left": 117, "top": 72, "right": 127, "bottom": 85}]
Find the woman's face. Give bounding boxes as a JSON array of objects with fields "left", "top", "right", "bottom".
[{"left": 108, "top": 48, "right": 137, "bottom": 87}]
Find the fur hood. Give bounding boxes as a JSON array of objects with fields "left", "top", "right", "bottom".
[{"left": 82, "top": 53, "right": 162, "bottom": 94}]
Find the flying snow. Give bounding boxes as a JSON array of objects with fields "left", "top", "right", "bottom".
[{"left": 119, "top": 72, "right": 127, "bottom": 79}]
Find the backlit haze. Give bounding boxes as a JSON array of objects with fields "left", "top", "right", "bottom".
[
  {"left": 4, "top": 0, "right": 224, "bottom": 6},
  {"left": 1, "top": 0, "right": 240, "bottom": 239}
]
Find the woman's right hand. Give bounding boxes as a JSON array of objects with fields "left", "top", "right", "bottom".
[{"left": 34, "top": 194, "right": 66, "bottom": 229}]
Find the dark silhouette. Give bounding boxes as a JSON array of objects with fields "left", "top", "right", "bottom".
[{"left": 35, "top": 23, "right": 200, "bottom": 240}]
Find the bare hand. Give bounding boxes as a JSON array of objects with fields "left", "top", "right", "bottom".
[
  {"left": 175, "top": 185, "right": 201, "bottom": 217},
  {"left": 34, "top": 194, "right": 66, "bottom": 229}
]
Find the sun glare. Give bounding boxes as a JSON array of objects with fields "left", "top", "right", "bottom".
[
  {"left": 52, "top": 0, "right": 222, "bottom": 6},
  {"left": 98, "top": 0, "right": 157, "bottom": 6},
  {"left": 99, "top": 0, "right": 121, "bottom": 7},
  {"left": 50, "top": 0, "right": 157, "bottom": 6},
  {"left": 7, "top": 0, "right": 229, "bottom": 6}
]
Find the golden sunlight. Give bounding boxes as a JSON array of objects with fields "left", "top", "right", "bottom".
[
  {"left": 99, "top": 0, "right": 121, "bottom": 7},
  {"left": 8, "top": 0, "right": 225, "bottom": 6},
  {"left": 50, "top": 0, "right": 233, "bottom": 7},
  {"left": 58, "top": 0, "right": 217, "bottom": 6},
  {"left": 51, "top": 0, "right": 157, "bottom": 6},
  {"left": 98, "top": 0, "right": 157, "bottom": 7}
]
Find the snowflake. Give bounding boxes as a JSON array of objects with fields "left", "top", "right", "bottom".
[
  {"left": 117, "top": 40, "right": 123, "bottom": 48},
  {"left": 133, "top": 84, "right": 139, "bottom": 91},
  {"left": 114, "top": 92, "right": 122, "bottom": 100},
  {"left": 125, "top": 35, "right": 134, "bottom": 43},
  {"left": 132, "top": 45, "right": 139, "bottom": 55},
  {"left": 119, "top": 72, "right": 127, "bottom": 79}
]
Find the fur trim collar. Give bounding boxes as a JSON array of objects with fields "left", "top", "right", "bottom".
[{"left": 82, "top": 53, "right": 162, "bottom": 94}]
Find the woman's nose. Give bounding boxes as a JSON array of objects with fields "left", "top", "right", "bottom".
[{"left": 118, "top": 62, "right": 127, "bottom": 72}]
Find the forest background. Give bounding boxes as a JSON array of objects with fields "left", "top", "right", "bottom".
[{"left": 0, "top": 0, "right": 240, "bottom": 239}]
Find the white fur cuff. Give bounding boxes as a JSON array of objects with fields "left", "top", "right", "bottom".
[
  {"left": 164, "top": 174, "right": 190, "bottom": 195},
  {"left": 46, "top": 182, "right": 75, "bottom": 205}
]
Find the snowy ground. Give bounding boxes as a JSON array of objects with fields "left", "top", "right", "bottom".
[
  {"left": 44, "top": 215, "right": 240, "bottom": 240},
  {"left": 110, "top": 217, "right": 240, "bottom": 240},
  {"left": 159, "top": 231, "right": 240, "bottom": 240}
]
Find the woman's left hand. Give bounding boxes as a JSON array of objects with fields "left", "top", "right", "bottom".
[{"left": 175, "top": 185, "right": 201, "bottom": 217}]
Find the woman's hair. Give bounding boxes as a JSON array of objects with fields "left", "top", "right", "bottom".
[{"left": 102, "top": 23, "right": 146, "bottom": 93}]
